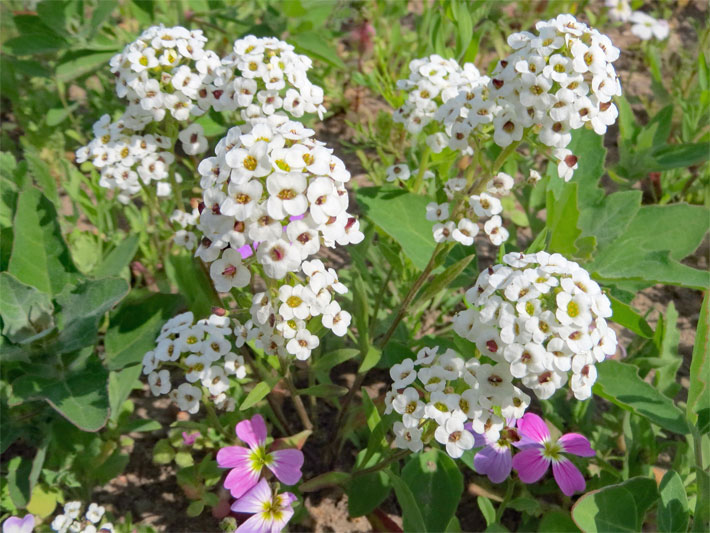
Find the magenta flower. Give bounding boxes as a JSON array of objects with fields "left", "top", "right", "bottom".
[
  {"left": 182, "top": 431, "right": 199, "bottom": 446},
  {"left": 467, "top": 421, "right": 520, "bottom": 484},
  {"left": 217, "top": 414, "right": 304, "bottom": 498},
  {"left": 2, "top": 515, "right": 34, "bottom": 533},
  {"left": 512, "top": 413, "right": 595, "bottom": 496},
  {"left": 232, "top": 478, "right": 296, "bottom": 533}
]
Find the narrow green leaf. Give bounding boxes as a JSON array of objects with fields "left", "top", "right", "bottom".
[
  {"left": 92, "top": 234, "right": 140, "bottom": 278},
  {"left": 594, "top": 360, "right": 689, "bottom": 434},
  {"left": 477, "top": 496, "right": 496, "bottom": 526},
  {"left": 358, "top": 345, "right": 382, "bottom": 373},
  {"left": 386, "top": 469, "right": 428, "bottom": 533},
  {"left": 239, "top": 381, "right": 273, "bottom": 411},
  {"left": 299, "top": 471, "right": 350, "bottom": 492},
  {"left": 414, "top": 253, "right": 473, "bottom": 308},
  {"left": 688, "top": 291, "right": 709, "bottom": 428},
  {"left": 312, "top": 348, "right": 359, "bottom": 372},
  {"left": 290, "top": 31, "right": 346, "bottom": 69},
  {"left": 658, "top": 470, "right": 689, "bottom": 533},
  {"left": 609, "top": 296, "right": 653, "bottom": 339},
  {"left": 296, "top": 383, "right": 348, "bottom": 397},
  {"left": 348, "top": 451, "right": 391, "bottom": 517},
  {"left": 165, "top": 252, "right": 220, "bottom": 317}
]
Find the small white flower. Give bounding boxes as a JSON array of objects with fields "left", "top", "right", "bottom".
[
  {"left": 385, "top": 163, "right": 411, "bottom": 182},
  {"left": 175, "top": 383, "right": 202, "bottom": 414},
  {"left": 148, "top": 369, "right": 172, "bottom": 396}
]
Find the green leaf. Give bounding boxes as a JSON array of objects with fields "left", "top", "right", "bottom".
[
  {"left": 312, "top": 348, "right": 359, "bottom": 372},
  {"left": 104, "top": 291, "right": 184, "bottom": 370},
  {"left": 588, "top": 203, "right": 710, "bottom": 289},
  {"left": 688, "top": 291, "right": 709, "bottom": 428},
  {"left": 299, "top": 471, "right": 350, "bottom": 492},
  {"left": 609, "top": 296, "right": 653, "bottom": 339},
  {"left": 348, "top": 451, "right": 392, "bottom": 517},
  {"left": 9, "top": 186, "right": 80, "bottom": 295},
  {"left": 153, "top": 438, "right": 175, "bottom": 464},
  {"left": 12, "top": 359, "right": 110, "bottom": 431},
  {"left": 7, "top": 456, "right": 31, "bottom": 508},
  {"left": 414, "top": 253, "right": 473, "bottom": 308},
  {"left": 386, "top": 469, "right": 428, "bottom": 533},
  {"left": 654, "top": 302, "right": 682, "bottom": 397},
  {"left": 657, "top": 470, "right": 689, "bottom": 532},
  {"left": 108, "top": 364, "right": 142, "bottom": 422},
  {"left": 92, "top": 234, "right": 140, "bottom": 278},
  {"left": 46, "top": 104, "right": 78, "bottom": 127},
  {"left": 52, "top": 277, "right": 129, "bottom": 354},
  {"left": 594, "top": 360, "right": 689, "bottom": 434},
  {"left": 358, "top": 345, "right": 382, "bottom": 373},
  {"left": 3, "top": 34, "right": 68, "bottom": 55},
  {"left": 296, "top": 383, "right": 348, "bottom": 397},
  {"left": 165, "top": 252, "right": 220, "bottom": 317},
  {"left": 546, "top": 181, "right": 592, "bottom": 259},
  {"left": 651, "top": 143, "right": 710, "bottom": 171},
  {"left": 0, "top": 272, "right": 54, "bottom": 344},
  {"left": 538, "top": 511, "right": 580, "bottom": 532},
  {"left": 401, "top": 449, "right": 464, "bottom": 533},
  {"left": 239, "top": 381, "right": 273, "bottom": 411},
  {"left": 571, "top": 477, "right": 657, "bottom": 533},
  {"left": 290, "top": 31, "right": 345, "bottom": 69},
  {"left": 477, "top": 496, "right": 496, "bottom": 526},
  {"left": 56, "top": 50, "right": 117, "bottom": 82},
  {"left": 186, "top": 500, "right": 204, "bottom": 517},
  {"left": 357, "top": 187, "right": 435, "bottom": 270}
]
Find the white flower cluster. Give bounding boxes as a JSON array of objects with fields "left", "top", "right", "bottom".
[
  {"left": 218, "top": 35, "right": 326, "bottom": 119},
  {"left": 142, "top": 312, "right": 249, "bottom": 414},
  {"left": 75, "top": 114, "right": 179, "bottom": 204},
  {"left": 110, "top": 25, "right": 210, "bottom": 121},
  {"left": 195, "top": 115, "right": 363, "bottom": 286},
  {"left": 393, "top": 54, "right": 486, "bottom": 149},
  {"left": 453, "top": 252, "right": 616, "bottom": 402},
  {"left": 77, "top": 27, "right": 329, "bottom": 202},
  {"left": 605, "top": 1, "right": 669, "bottom": 41},
  {"left": 51, "top": 502, "right": 113, "bottom": 533},
  {"left": 426, "top": 171, "right": 514, "bottom": 248},
  {"left": 385, "top": 346, "right": 530, "bottom": 459},
  {"left": 237, "top": 259, "right": 351, "bottom": 361},
  {"left": 394, "top": 14, "right": 622, "bottom": 181}
]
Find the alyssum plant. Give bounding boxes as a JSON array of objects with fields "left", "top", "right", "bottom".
[{"left": 20, "top": 14, "right": 627, "bottom": 533}]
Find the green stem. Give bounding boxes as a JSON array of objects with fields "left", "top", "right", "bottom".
[
  {"left": 369, "top": 265, "right": 395, "bottom": 338},
  {"left": 203, "top": 396, "right": 231, "bottom": 440},
  {"left": 691, "top": 426, "right": 710, "bottom": 532},
  {"left": 412, "top": 147, "right": 431, "bottom": 193},
  {"left": 495, "top": 478, "right": 515, "bottom": 523},
  {"left": 352, "top": 449, "right": 411, "bottom": 477}
]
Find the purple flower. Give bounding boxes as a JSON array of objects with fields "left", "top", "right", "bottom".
[
  {"left": 232, "top": 479, "right": 296, "bottom": 533},
  {"left": 217, "top": 414, "right": 304, "bottom": 498},
  {"left": 467, "top": 421, "right": 520, "bottom": 484},
  {"left": 512, "top": 413, "right": 595, "bottom": 496},
  {"left": 2, "top": 515, "right": 34, "bottom": 533}
]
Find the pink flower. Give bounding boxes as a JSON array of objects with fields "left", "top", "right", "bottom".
[
  {"left": 232, "top": 479, "right": 296, "bottom": 533},
  {"left": 182, "top": 431, "right": 199, "bottom": 446},
  {"left": 512, "top": 413, "right": 595, "bottom": 496},
  {"left": 217, "top": 414, "right": 304, "bottom": 498}
]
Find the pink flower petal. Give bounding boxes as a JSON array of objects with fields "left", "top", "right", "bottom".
[
  {"left": 216, "top": 445, "right": 250, "bottom": 469},
  {"left": 269, "top": 449, "right": 304, "bottom": 486},
  {"left": 474, "top": 446, "right": 512, "bottom": 484},
  {"left": 232, "top": 479, "right": 272, "bottom": 514},
  {"left": 270, "top": 503, "right": 294, "bottom": 533},
  {"left": 223, "top": 455, "right": 262, "bottom": 499},
  {"left": 559, "top": 433, "right": 595, "bottom": 457},
  {"left": 237, "top": 414, "right": 267, "bottom": 449},
  {"left": 512, "top": 447, "right": 550, "bottom": 483},
  {"left": 236, "top": 512, "right": 269, "bottom": 533},
  {"left": 552, "top": 457, "right": 586, "bottom": 496},
  {"left": 517, "top": 413, "right": 550, "bottom": 444}
]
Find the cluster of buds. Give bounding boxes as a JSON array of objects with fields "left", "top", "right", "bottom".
[
  {"left": 142, "top": 312, "right": 248, "bottom": 414},
  {"left": 454, "top": 252, "right": 616, "bottom": 401},
  {"left": 51, "top": 502, "right": 113, "bottom": 533},
  {"left": 386, "top": 346, "right": 530, "bottom": 459}
]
